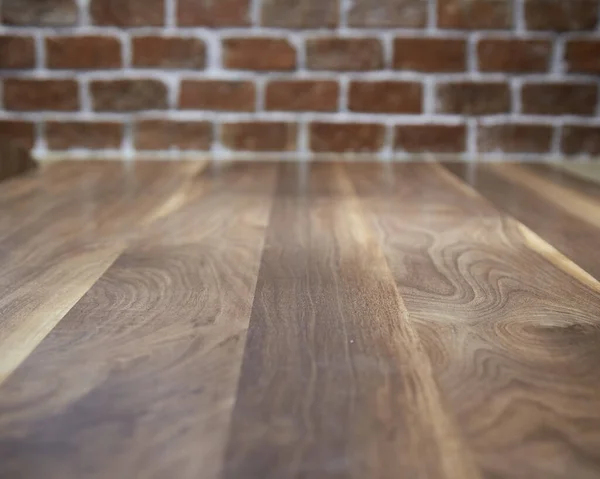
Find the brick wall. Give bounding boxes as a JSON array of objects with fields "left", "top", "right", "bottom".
[{"left": 1, "top": 0, "right": 600, "bottom": 160}]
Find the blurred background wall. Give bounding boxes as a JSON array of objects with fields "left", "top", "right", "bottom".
[{"left": 0, "top": 0, "right": 599, "bottom": 160}]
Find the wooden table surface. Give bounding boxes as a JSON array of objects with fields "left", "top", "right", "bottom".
[{"left": 1, "top": 160, "right": 599, "bottom": 479}]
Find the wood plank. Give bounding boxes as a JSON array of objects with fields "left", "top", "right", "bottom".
[
  {"left": 443, "top": 162, "right": 600, "bottom": 279},
  {"left": 348, "top": 162, "right": 600, "bottom": 479},
  {"left": 0, "top": 162, "right": 277, "bottom": 479},
  {"left": 222, "top": 163, "right": 479, "bottom": 479},
  {"left": 554, "top": 163, "right": 600, "bottom": 186},
  {"left": 0, "top": 161, "right": 204, "bottom": 385}
]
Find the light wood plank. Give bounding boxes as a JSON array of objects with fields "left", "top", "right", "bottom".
[
  {"left": 0, "top": 161, "right": 205, "bottom": 385},
  {"left": 444, "top": 162, "right": 600, "bottom": 280}
]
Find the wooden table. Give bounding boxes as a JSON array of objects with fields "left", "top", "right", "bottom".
[{"left": 1, "top": 160, "right": 599, "bottom": 479}]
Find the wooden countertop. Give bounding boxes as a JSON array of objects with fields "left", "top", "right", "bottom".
[{"left": 1, "top": 160, "right": 599, "bottom": 479}]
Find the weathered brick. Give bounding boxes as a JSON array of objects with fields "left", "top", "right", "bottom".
[
  {"left": 46, "top": 36, "right": 122, "bottom": 70},
  {"left": 438, "top": 0, "right": 513, "bottom": 29},
  {"left": 436, "top": 82, "right": 511, "bottom": 115},
  {"left": 223, "top": 38, "right": 296, "bottom": 71},
  {"left": 177, "top": 0, "right": 250, "bottom": 26},
  {"left": 393, "top": 37, "right": 466, "bottom": 72},
  {"left": 478, "top": 123, "right": 553, "bottom": 153},
  {"left": 522, "top": 82, "right": 597, "bottom": 116},
  {"left": 306, "top": 38, "right": 383, "bottom": 71},
  {"left": 90, "top": 0, "right": 164, "bottom": 26},
  {"left": 566, "top": 39, "right": 600, "bottom": 74},
  {"left": 348, "top": 0, "right": 427, "bottom": 27},
  {"left": 394, "top": 124, "right": 467, "bottom": 153},
  {"left": 90, "top": 80, "right": 168, "bottom": 112},
  {"left": 0, "top": 120, "right": 35, "bottom": 149},
  {"left": 0, "top": 36, "right": 35, "bottom": 69},
  {"left": 221, "top": 122, "right": 297, "bottom": 151},
  {"left": 133, "top": 37, "right": 206, "bottom": 69},
  {"left": 135, "top": 120, "right": 212, "bottom": 150},
  {"left": 4, "top": 79, "right": 79, "bottom": 111},
  {"left": 1, "top": 0, "right": 77, "bottom": 25},
  {"left": 561, "top": 126, "right": 600, "bottom": 156},
  {"left": 179, "top": 80, "right": 255, "bottom": 111},
  {"left": 46, "top": 121, "right": 123, "bottom": 149},
  {"left": 261, "top": 0, "right": 338, "bottom": 27},
  {"left": 525, "top": 0, "right": 598, "bottom": 31},
  {"left": 349, "top": 81, "right": 422, "bottom": 114},
  {"left": 478, "top": 39, "right": 552, "bottom": 73},
  {"left": 266, "top": 80, "right": 338, "bottom": 112},
  {"left": 310, "top": 123, "right": 385, "bottom": 152}
]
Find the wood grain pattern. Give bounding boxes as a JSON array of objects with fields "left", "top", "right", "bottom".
[
  {"left": 223, "top": 163, "right": 479, "bottom": 479},
  {"left": 0, "top": 161, "right": 205, "bottom": 384},
  {"left": 0, "top": 160, "right": 599, "bottom": 479},
  {"left": 444, "top": 162, "right": 600, "bottom": 279},
  {"left": 0, "top": 162, "right": 276, "bottom": 479},
  {"left": 348, "top": 162, "right": 600, "bottom": 479}
]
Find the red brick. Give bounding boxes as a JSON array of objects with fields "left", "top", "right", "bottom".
[
  {"left": 261, "top": 0, "right": 338, "bottom": 27},
  {"left": 566, "top": 39, "right": 600, "bottom": 74},
  {"left": 135, "top": 120, "right": 212, "bottom": 150},
  {"left": 133, "top": 37, "right": 206, "bottom": 69},
  {"left": 90, "top": 0, "right": 164, "bottom": 26},
  {"left": 310, "top": 123, "right": 385, "bottom": 152},
  {"left": 438, "top": 0, "right": 513, "bottom": 29},
  {"left": 394, "top": 124, "right": 466, "bottom": 153},
  {"left": 46, "top": 36, "right": 122, "bottom": 70},
  {"left": 436, "top": 82, "right": 511, "bottom": 115},
  {"left": 179, "top": 80, "right": 255, "bottom": 111},
  {"left": 393, "top": 37, "right": 466, "bottom": 72},
  {"left": 349, "top": 81, "right": 422, "bottom": 114},
  {"left": 177, "top": 0, "right": 250, "bottom": 26},
  {"left": 561, "top": 126, "right": 600, "bottom": 156},
  {"left": 223, "top": 38, "right": 296, "bottom": 71},
  {"left": 46, "top": 122, "right": 123, "bottom": 150},
  {"left": 348, "top": 0, "right": 427, "bottom": 27},
  {"left": 0, "top": 35, "right": 35, "bottom": 69},
  {"left": 4, "top": 79, "right": 79, "bottom": 111},
  {"left": 522, "top": 83, "right": 597, "bottom": 116},
  {"left": 1, "top": 0, "right": 77, "bottom": 25},
  {"left": 477, "top": 123, "right": 553, "bottom": 153},
  {"left": 265, "top": 80, "right": 338, "bottom": 112},
  {"left": 0, "top": 120, "right": 35, "bottom": 149},
  {"left": 525, "top": 0, "right": 598, "bottom": 31},
  {"left": 306, "top": 38, "right": 383, "bottom": 71},
  {"left": 478, "top": 39, "right": 552, "bottom": 73},
  {"left": 221, "top": 122, "right": 297, "bottom": 151},
  {"left": 90, "top": 80, "right": 168, "bottom": 112}
]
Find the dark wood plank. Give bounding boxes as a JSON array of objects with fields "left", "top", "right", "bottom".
[
  {"left": 0, "top": 161, "right": 204, "bottom": 384},
  {"left": 0, "top": 163, "right": 277, "bottom": 479},
  {"left": 348, "top": 162, "right": 600, "bottom": 479},
  {"left": 444, "top": 162, "right": 600, "bottom": 279},
  {"left": 223, "top": 163, "right": 479, "bottom": 479}
]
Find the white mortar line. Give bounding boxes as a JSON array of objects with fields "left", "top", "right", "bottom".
[
  {"left": 466, "top": 118, "right": 477, "bottom": 159},
  {"left": 165, "top": 0, "right": 176, "bottom": 28},
  {"left": 551, "top": 124, "right": 562, "bottom": 155},
  {"left": 77, "top": 0, "right": 90, "bottom": 26},
  {"left": 339, "top": 76, "right": 349, "bottom": 113},
  {"left": 250, "top": 0, "right": 262, "bottom": 25},
  {"left": 427, "top": 0, "right": 437, "bottom": 32},
  {"left": 514, "top": 0, "right": 525, "bottom": 33}
]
